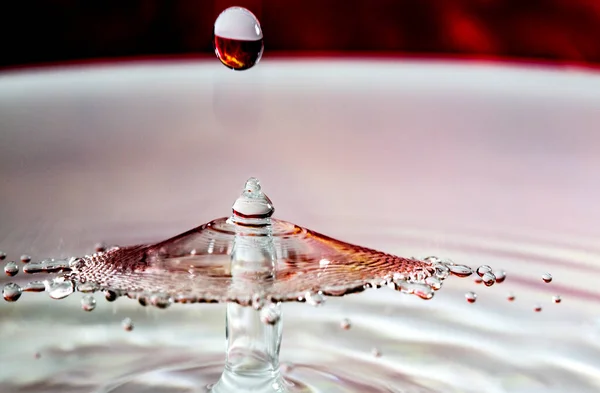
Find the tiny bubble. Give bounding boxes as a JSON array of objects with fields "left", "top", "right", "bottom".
[
  {"left": 260, "top": 303, "right": 281, "bottom": 325},
  {"left": 553, "top": 295, "right": 562, "bottom": 304},
  {"left": 340, "top": 318, "right": 351, "bottom": 330},
  {"left": 465, "top": 291, "right": 477, "bottom": 303},
  {"left": 81, "top": 295, "right": 97, "bottom": 312},
  {"left": 122, "top": 317, "right": 134, "bottom": 331},
  {"left": 542, "top": 273, "right": 553, "bottom": 283}
]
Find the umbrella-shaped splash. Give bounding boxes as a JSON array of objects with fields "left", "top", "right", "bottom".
[{"left": 3, "top": 178, "right": 495, "bottom": 393}]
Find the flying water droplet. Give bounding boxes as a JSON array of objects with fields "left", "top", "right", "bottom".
[
  {"left": 507, "top": 292, "right": 515, "bottom": 302},
  {"left": 4, "top": 261, "right": 18, "bottom": 276},
  {"left": 122, "top": 317, "right": 134, "bottom": 331},
  {"left": 20, "top": 254, "right": 31, "bottom": 263},
  {"left": 474, "top": 277, "right": 483, "bottom": 284},
  {"left": 149, "top": 293, "right": 172, "bottom": 309},
  {"left": 448, "top": 264, "right": 473, "bottom": 277},
  {"left": 476, "top": 265, "right": 492, "bottom": 277},
  {"left": 104, "top": 290, "right": 118, "bottom": 302},
  {"left": 81, "top": 295, "right": 97, "bottom": 311},
  {"left": 305, "top": 291, "right": 326, "bottom": 307},
  {"left": 214, "top": 7, "right": 264, "bottom": 71},
  {"left": 0, "top": 251, "right": 6, "bottom": 260},
  {"left": 260, "top": 303, "right": 281, "bottom": 325},
  {"left": 534, "top": 304, "right": 542, "bottom": 312},
  {"left": 542, "top": 273, "right": 553, "bottom": 283},
  {"left": 94, "top": 243, "right": 106, "bottom": 253},
  {"left": 23, "top": 281, "right": 46, "bottom": 292},
  {"left": 481, "top": 271, "right": 496, "bottom": 287},
  {"left": 340, "top": 318, "right": 351, "bottom": 330},
  {"left": 553, "top": 295, "right": 562, "bottom": 303},
  {"left": 371, "top": 348, "right": 381, "bottom": 358},
  {"left": 494, "top": 270, "right": 506, "bottom": 283},
  {"left": 45, "top": 278, "right": 74, "bottom": 300},
  {"left": 465, "top": 291, "right": 477, "bottom": 303},
  {"left": 34, "top": 352, "right": 41, "bottom": 359},
  {"left": 3, "top": 283, "right": 22, "bottom": 302}
]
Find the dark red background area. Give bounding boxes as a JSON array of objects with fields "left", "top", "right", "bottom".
[{"left": 2, "top": 0, "right": 600, "bottom": 68}]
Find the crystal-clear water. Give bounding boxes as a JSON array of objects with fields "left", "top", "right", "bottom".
[{"left": 1, "top": 60, "right": 600, "bottom": 392}]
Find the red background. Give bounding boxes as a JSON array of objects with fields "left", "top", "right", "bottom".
[{"left": 2, "top": 0, "right": 600, "bottom": 68}]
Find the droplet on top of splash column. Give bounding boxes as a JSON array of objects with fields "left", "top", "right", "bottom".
[
  {"left": 214, "top": 7, "right": 264, "bottom": 71},
  {"left": 16, "top": 178, "right": 498, "bottom": 307}
]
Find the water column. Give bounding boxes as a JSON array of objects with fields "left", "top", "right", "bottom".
[{"left": 210, "top": 178, "right": 287, "bottom": 393}]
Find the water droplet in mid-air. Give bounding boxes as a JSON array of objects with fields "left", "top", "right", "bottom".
[
  {"left": 305, "top": 291, "right": 326, "bottom": 307},
  {"left": 122, "top": 317, "right": 134, "bottom": 331},
  {"left": 3, "top": 283, "right": 22, "bottom": 302},
  {"left": 20, "top": 254, "right": 31, "bottom": 263},
  {"left": 34, "top": 352, "right": 41, "bottom": 359},
  {"left": 260, "top": 304, "right": 281, "bottom": 325},
  {"left": 494, "top": 270, "right": 506, "bottom": 283},
  {"left": 448, "top": 264, "right": 473, "bottom": 277},
  {"left": 371, "top": 348, "right": 381, "bottom": 358},
  {"left": 534, "top": 304, "right": 542, "bottom": 312},
  {"left": 94, "top": 243, "right": 106, "bottom": 253},
  {"left": 81, "top": 295, "right": 96, "bottom": 311},
  {"left": 476, "top": 265, "right": 492, "bottom": 277},
  {"left": 4, "top": 261, "right": 18, "bottom": 276},
  {"left": 474, "top": 277, "right": 483, "bottom": 284},
  {"left": 0, "top": 251, "right": 6, "bottom": 260},
  {"left": 481, "top": 271, "right": 496, "bottom": 287},
  {"left": 542, "top": 273, "right": 553, "bottom": 283},
  {"left": 45, "top": 278, "right": 74, "bottom": 300},
  {"left": 340, "top": 318, "right": 351, "bottom": 330},
  {"left": 553, "top": 295, "right": 562, "bottom": 303},
  {"left": 214, "top": 7, "right": 264, "bottom": 71},
  {"left": 465, "top": 291, "right": 477, "bottom": 303},
  {"left": 507, "top": 292, "right": 515, "bottom": 301}
]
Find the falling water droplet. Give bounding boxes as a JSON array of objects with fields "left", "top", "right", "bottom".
[
  {"left": 45, "top": 278, "right": 74, "bottom": 300},
  {"left": 122, "top": 317, "right": 134, "bottom": 331},
  {"left": 104, "top": 290, "right": 118, "bottom": 302},
  {"left": 214, "top": 7, "right": 264, "bottom": 71},
  {"left": 542, "top": 273, "right": 553, "bottom": 283},
  {"left": 81, "top": 295, "right": 96, "bottom": 311},
  {"left": 340, "top": 318, "right": 351, "bottom": 330},
  {"left": 3, "top": 283, "right": 22, "bottom": 302},
  {"left": 481, "top": 271, "right": 496, "bottom": 287},
  {"left": 553, "top": 295, "right": 562, "bottom": 303},
  {"left": 23, "top": 281, "right": 46, "bottom": 292},
  {"left": 305, "top": 291, "right": 326, "bottom": 307},
  {"left": 465, "top": 291, "right": 477, "bottom": 303},
  {"left": 20, "top": 254, "right": 31, "bottom": 263},
  {"left": 448, "top": 264, "right": 473, "bottom": 277},
  {"left": 474, "top": 277, "right": 483, "bottom": 284},
  {"left": 94, "top": 243, "right": 106, "bottom": 253},
  {"left": 150, "top": 293, "right": 172, "bottom": 309},
  {"left": 476, "top": 265, "right": 492, "bottom": 277},
  {"left": 0, "top": 251, "right": 6, "bottom": 260},
  {"left": 534, "top": 304, "right": 542, "bottom": 312},
  {"left": 371, "top": 348, "right": 381, "bottom": 358},
  {"left": 260, "top": 303, "right": 281, "bottom": 325},
  {"left": 507, "top": 292, "right": 515, "bottom": 301},
  {"left": 4, "top": 261, "right": 18, "bottom": 276},
  {"left": 494, "top": 270, "right": 507, "bottom": 283}
]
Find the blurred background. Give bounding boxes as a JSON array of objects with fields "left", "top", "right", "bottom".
[{"left": 2, "top": 0, "right": 600, "bottom": 69}]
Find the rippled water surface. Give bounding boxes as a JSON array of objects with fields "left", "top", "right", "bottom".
[{"left": 1, "top": 60, "right": 600, "bottom": 392}]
